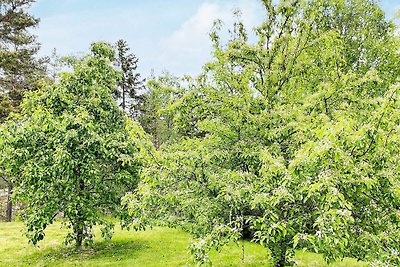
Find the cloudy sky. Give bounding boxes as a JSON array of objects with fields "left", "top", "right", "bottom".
[{"left": 30, "top": 0, "right": 400, "bottom": 78}]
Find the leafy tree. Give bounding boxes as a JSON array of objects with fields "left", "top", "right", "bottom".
[
  {"left": 137, "top": 73, "right": 181, "bottom": 148},
  {"left": 114, "top": 39, "right": 144, "bottom": 117},
  {"left": 125, "top": 0, "right": 400, "bottom": 266},
  {"left": 0, "top": 42, "right": 151, "bottom": 247},
  {"left": 0, "top": 0, "right": 46, "bottom": 222}
]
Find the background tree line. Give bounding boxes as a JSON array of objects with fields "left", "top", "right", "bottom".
[{"left": 1, "top": 0, "right": 400, "bottom": 266}]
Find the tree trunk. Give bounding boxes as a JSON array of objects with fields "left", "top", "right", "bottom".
[
  {"left": 272, "top": 243, "right": 288, "bottom": 267},
  {"left": 122, "top": 78, "right": 126, "bottom": 111},
  {"left": 74, "top": 178, "right": 85, "bottom": 248},
  {"left": 275, "top": 252, "right": 286, "bottom": 267},
  {"left": 75, "top": 224, "right": 83, "bottom": 248},
  {"left": 6, "top": 184, "right": 13, "bottom": 222}
]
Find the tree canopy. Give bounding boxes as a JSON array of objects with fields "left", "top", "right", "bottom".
[
  {"left": 114, "top": 39, "right": 144, "bottom": 118},
  {"left": 124, "top": 0, "right": 400, "bottom": 266},
  {"left": 0, "top": 0, "right": 46, "bottom": 121},
  {"left": 0, "top": 0, "right": 399, "bottom": 266},
  {"left": 0, "top": 42, "right": 152, "bottom": 247},
  {"left": 0, "top": 0, "right": 47, "bottom": 222}
]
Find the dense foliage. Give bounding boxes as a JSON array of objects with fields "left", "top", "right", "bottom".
[
  {"left": 114, "top": 39, "right": 144, "bottom": 117},
  {"left": 136, "top": 73, "right": 181, "bottom": 148},
  {"left": 0, "top": 0, "right": 399, "bottom": 266},
  {"left": 0, "top": 0, "right": 46, "bottom": 222},
  {"left": 0, "top": 0, "right": 46, "bottom": 120},
  {"left": 124, "top": 0, "right": 400, "bottom": 266},
  {"left": 0, "top": 42, "right": 151, "bottom": 247}
]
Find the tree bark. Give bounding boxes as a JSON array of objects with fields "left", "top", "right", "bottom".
[
  {"left": 6, "top": 184, "right": 13, "bottom": 222},
  {"left": 122, "top": 78, "right": 126, "bottom": 111},
  {"left": 271, "top": 242, "right": 288, "bottom": 267},
  {"left": 275, "top": 252, "right": 286, "bottom": 267},
  {"left": 273, "top": 254, "right": 286, "bottom": 267},
  {"left": 74, "top": 177, "right": 85, "bottom": 248},
  {"left": 75, "top": 223, "right": 83, "bottom": 248}
]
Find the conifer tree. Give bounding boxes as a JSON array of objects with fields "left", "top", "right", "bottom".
[
  {"left": 114, "top": 39, "right": 144, "bottom": 118},
  {"left": 0, "top": 0, "right": 45, "bottom": 222},
  {"left": 0, "top": 0, "right": 45, "bottom": 119}
]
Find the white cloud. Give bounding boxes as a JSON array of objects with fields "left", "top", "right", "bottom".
[
  {"left": 163, "top": 3, "right": 220, "bottom": 52},
  {"left": 31, "top": 0, "right": 265, "bottom": 78},
  {"left": 157, "top": 0, "right": 263, "bottom": 76},
  {"left": 29, "top": 0, "right": 398, "bottom": 78}
]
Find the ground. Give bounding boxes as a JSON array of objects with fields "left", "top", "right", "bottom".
[{"left": 0, "top": 221, "right": 367, "bottom": 266}]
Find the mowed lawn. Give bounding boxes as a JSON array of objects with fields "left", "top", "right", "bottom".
[{"left": 0, "top": 221, "right": 366, "bottom": 267}]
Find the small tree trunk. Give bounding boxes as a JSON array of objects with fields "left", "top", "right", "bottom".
[
  {"left": 74, "top": 205, "right": 84, "bottom": 248},
  {"left": 74, "top": 177, "right": 85, "bottom": 248},
  {"left": 75, "top": 224, "right": 83, "bottom": 248},
  {"left": 6, "top": 184, "right": 13, "bottom": 222},
  {"left": 275, "top": 252, "right": 286, "bottom": 267},
  {"left": 122, "top": 79, "right": 126, "bottom": 111},
  {"left": 271, "top": 243, "right": 288, "bottom": 267}
]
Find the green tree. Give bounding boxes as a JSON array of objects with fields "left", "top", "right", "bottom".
[
  {"left": 0, "top": 0, "right": 46, "bottom": 119},
  {"left": 125, "top": 0, "right": 400, "bottom": 266},
  {"left": 0, "top": 42, "right": 151, "bottom": 247},
  {"left": 0, "top": 0, "right": 46, "bottom": 222},
  {"left": 114, "top": 39, "right": 144, "bottom": 117},
  {"left": 137, "top": 73, "right": 181, "bottom": 148}
]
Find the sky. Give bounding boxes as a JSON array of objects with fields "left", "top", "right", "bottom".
[{"left": 30, "top": 0, "right": 400, "bottom": 79}]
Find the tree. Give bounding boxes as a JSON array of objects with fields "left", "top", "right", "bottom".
[
  {"left": 114, "top": 39, "right": 144, "bottom": 117},
  {"left": 0, "top": 0, "right": 46, "bottom": 222},
  {"left": 124, "top": 0, "right": 400, "bottom": 266},
  {"left": 0, "top": 42, "right": 151, "bottom": 247},
  {"left": 0, "top": 0, "right": 46, "bottom": 119},
  {"left": 137, "top": 73, "right": 181, "bottom": 148}
]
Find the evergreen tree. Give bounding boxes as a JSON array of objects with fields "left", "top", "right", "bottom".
[
  {"left": 114, "top": 39, "right": 144, "bottom": 118},
  {"left": 0, "top": 0, "right": 46, "bottom": 119},
  {"left": 0, "top": 0, "right": 46, "bottom": 222}
]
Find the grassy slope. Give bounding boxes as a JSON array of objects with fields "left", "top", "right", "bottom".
[{"left": 0, "top": 222, "right": 366, "bottom": 267}]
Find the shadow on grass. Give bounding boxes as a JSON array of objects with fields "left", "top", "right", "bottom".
[{"left": 23, "top": 239, "right": 152, "bottom": 264}]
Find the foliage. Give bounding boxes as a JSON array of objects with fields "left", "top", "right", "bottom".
[
  {"left": 0, "top": 0, "right": 47, "bottom": 121},
  {"left": 114, "top": 39, "right": 144, "bottom": 117},
  {"left": 0, "top": 0, "right": 47, "bottom": 222},
  {"left": 0, "top": 42, "right": 151, "bottom": 247},
  {"left": 136, "top": 73, "right": 182, "bottom": 148},
  {"left": 125, "top": 0, "right": 400, "bottom": 266}
]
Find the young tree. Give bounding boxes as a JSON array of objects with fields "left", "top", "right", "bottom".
[
  {"left": 125, "top": 0, "right": 400, "bottom": 266},
  {"left": 0, "top": 0, "right": 46, "bottom": 222},
  {"left": 114, "top": 39, "right": 144, "bottom": 117},
  {"left": 137, "top": 73, "right": 181, "bottom": 148},
  {"left": 0, "top": 42, "right": 151, "bottom": 247}
]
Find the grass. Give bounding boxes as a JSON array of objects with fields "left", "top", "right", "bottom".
[{"left": 0, "top": 221, "right": 367, "bottom": 266}]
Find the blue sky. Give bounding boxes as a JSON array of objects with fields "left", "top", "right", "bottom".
[{"left": 30, "top": 0, "right": 400, "bottom": 78}]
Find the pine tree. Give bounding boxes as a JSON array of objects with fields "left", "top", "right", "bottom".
[
  {"left": 0, "top": 0, "right": 45, "bottom": 222},
  {"left": 114, "top": 39, "right": 144, "bottom": 118}
]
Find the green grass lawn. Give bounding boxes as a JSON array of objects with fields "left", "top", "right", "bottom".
[{"left": 0, "top": 221, "right": 366, "bottom": 266}]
